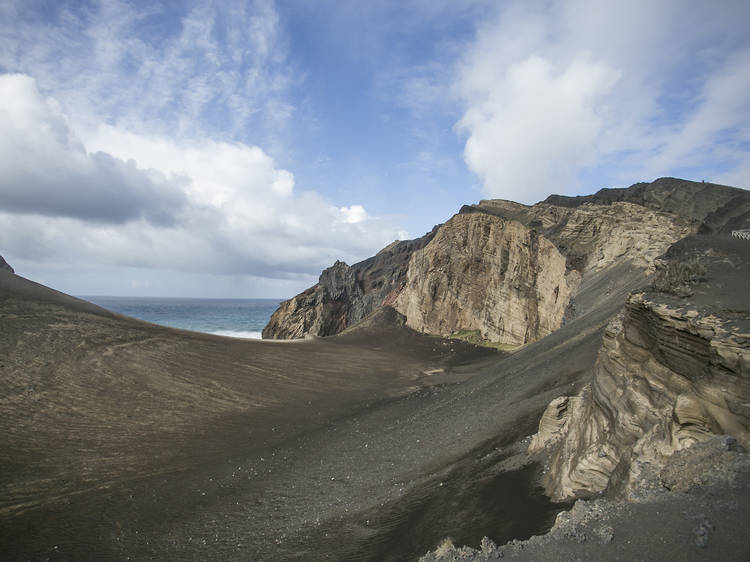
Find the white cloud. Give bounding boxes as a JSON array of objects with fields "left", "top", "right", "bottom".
[
  {"left": 339, "top": 205, "right": 368, "bottom": 224},
  {"left": 456, "top": 0, "right": 750, "bottom": 202},
  {"left": 0, "top": 73, "right": 405, "bottom": 279},
  {"left": 0, "top": 0, "right": 294, "bottom": 142},
  {"left": 458, "top": 55, "right": 619, "bottom": 202},
  {"left": 0, "top": 74, "right": 186, "bottom": 224}
]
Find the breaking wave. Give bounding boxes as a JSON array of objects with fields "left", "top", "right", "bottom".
[{"left": 210, "top": 330, "right": 263, "bottom": 339}]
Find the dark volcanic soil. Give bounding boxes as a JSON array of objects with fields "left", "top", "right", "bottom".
[{"left": 0, "top": 258, "right": 645, "bottom": 560}]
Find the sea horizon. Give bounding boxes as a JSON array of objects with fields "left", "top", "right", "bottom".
[{"left": 81, "top": 295, "right": 282, "bottom": 339}]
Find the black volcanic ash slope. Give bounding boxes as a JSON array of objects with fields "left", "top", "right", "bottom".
[
  {"left": 0, "top": 232, "right": 646, "bottom": 560},
  {"left": 2, "top": 178, "right": 749, "bottom": 561}
]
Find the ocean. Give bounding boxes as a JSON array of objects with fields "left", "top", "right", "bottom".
[{"left": 82, "top": 296, "right": 282, "bottom": 339}]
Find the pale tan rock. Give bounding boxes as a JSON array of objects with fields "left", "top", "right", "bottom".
[
  {"left": 540, "top": 294, "right": 750, "bottom": 501},
  {"left": 394, "top": 213, "right": 571, "bottom": 345},
  {"left": 522, "top": 202, "right": 692, "bottom": 274},
  {"left": 528, "top": 396, "right": 581, "bottom": 453}
]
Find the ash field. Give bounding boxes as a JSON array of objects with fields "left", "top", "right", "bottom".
[{"left": 1, "top": 178, "right": 749, "bottom": 561}]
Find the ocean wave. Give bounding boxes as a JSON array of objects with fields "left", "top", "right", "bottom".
[{"left": 210, "top": 330, "right": 263, "bottom": 339}]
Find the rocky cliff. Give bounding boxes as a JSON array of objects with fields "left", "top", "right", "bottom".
[
  {"left": 262, "top": 233, "right": 435, "bottom": 339},
  {"left": 394, "top": 212, "right": 572, "bottom": 344},
  {"left": 264, "top": 178, "right": 722, "bottom": 343},
  {"left": 532, "top": 235, "right": 750, "bottom": 501},
  {"left": 462, "top": 195, "right": 694, "bottom": 275}
]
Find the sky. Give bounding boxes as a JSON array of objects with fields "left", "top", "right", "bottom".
[{"left": 1, "top": 0, "right": 749, "bottom": 298}]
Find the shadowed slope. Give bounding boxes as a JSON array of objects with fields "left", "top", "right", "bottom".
[
  {"left": 0, "top": 268, "right": 498, "bottom": 558},
  {"left": 0, "top": 239, "right": 649, "bottom": 561}
]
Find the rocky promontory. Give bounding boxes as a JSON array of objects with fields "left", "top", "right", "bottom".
[{"left": 263, "top": 178, "right": 742, "bottom": 345}]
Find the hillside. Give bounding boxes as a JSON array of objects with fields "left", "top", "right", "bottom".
[{"left": 1, "top": 177, "right": 749, "bottom": 560}]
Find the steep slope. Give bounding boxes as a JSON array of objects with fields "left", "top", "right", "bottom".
[
  {"left": 532, "top": 235, "right": 750, "bottom": 501},
  {"left": 262, "top": 232, "right": 435, "bottom": 339},
  {"left": 0, "top": 255, "right": 13, "bottom": 273},
  {"left": 422, "top": 233, "right": 750, "bottom": 561},
  {"left": 264, "top": 178, "right": 721, "bottom": 343},
  {"left": 394, "top": 212, "right": 572, "bottom": 344}
]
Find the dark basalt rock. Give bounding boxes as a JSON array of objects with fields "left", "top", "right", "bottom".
[
  {"left": 0, "top": 255, "right": 14, "bottom": 274},
  {"left": 262, "top": 229, "right": 437, "bottom": 339}
]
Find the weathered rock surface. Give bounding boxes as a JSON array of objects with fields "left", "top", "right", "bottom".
[
  {"left": 394, "top": 213, "right": 572, "bottom": 345},
  {"left": 528, "top": 396, "right": 581, "bottom": 453},
  {"left": 543, "top": 176, "right": 750, "bottom": 233},
  {"left": 262, "top": 233, "right": 435, "bottom": 339},
  {"left": 265, "top": 178, "right": 722, "bottom": 342},
  {"left": 0, "top": 255, "right": 13, "bottom": 274},
  {"left": 463, "top": 198, "right": 693, "bottom": 274},
  {"left": 534, "top": 235, "right": 750, "bottom": 501}
]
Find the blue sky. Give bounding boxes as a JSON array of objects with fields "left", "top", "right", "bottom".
[{"left": 1, "top": 0, "right": 749, "bottom": 298}]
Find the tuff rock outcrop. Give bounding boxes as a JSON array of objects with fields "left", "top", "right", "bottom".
[
  {"left": 533, "top": 235, "right": 750, "bottom": 501},
  {"left": 422, "top": 435, "right": 750, "bottom": 561},
  {"left": 264, "top": 178, "right": 729, "bottom": 344},
  {"left": 394, "top": 213, "right": 572, "bottom": 344},
  {"left": 462, "top": 198, "right": 693, "bottom": 274}
]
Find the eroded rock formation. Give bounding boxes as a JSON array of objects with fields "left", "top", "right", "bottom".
[
  {"left": 463, "top": 198, "right": 693, "bottom": 274},
  {"left": 394, "top": 212, "right": 572, "bottom": 344},
  {"left": 264, "top": 178, "right": 750, "bottom": 346},
  {"left": 262, "top": 233, "right": 435, "bottom": 339},
  {"left": 534, "top": 236, "right": 750, "bottom": 501}
]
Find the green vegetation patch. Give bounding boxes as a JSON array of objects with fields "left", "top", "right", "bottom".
[{"left": 447, "top": 329, "right": 520, "bottom": 352}]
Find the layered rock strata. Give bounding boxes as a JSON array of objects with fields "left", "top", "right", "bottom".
[
  {"left": 533, "top": 237, "right": 750, "bottom": 501},
  {"left": 264, "top": 178, "right": 748, "bottom": 343},
  {"left": 394, "top": 212, "right": 572, "bottom": 344},
  {"left": 462, "top": 199, "right": 693, "bottom": 274}
]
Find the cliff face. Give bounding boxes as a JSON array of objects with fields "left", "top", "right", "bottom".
[
  {"left": 394, "top": 213, "right": 571, "bottom": 345},
  {"left": 464, "top": 198, "right": 693, "bottom": 275},
  {"left": 263, "top": 178, "right": 747, "bottom": 342},
  {"left": 262, "top": 233, "right": 435, "bottom": 339},
  {"left": 542, "top": 176, "right": 749, "bottom": 233},
  {"left": 533, "top": 236, "right": 750, "bottom": 501}
]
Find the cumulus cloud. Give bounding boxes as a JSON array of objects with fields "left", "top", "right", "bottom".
[
  {"left": 459, "top": 55, "right": 618, "bottom": 202},
  {"left": 456, "top": 0, "right": 750, "bottom": 202},
  {"left": 0, "top": 73, "right": 405, "bottom": 279},
  {"left": 0, "top": 74, "right": 186, "bottom": 224}
]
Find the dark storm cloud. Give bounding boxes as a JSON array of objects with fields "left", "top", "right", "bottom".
[{"left": 0, "top": 150, "right": 187, "bottom": 225}]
